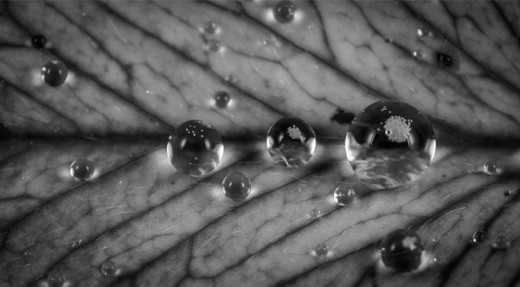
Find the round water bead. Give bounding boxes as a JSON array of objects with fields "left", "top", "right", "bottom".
[
  {"left": 222, "top": 172, "right": 251, "bottom": 201},
  {"left": 380, "top": 229, "right": 425, "bottom": 272},
  {"left": 483, "top": 160, "right": 502, "bottom": 175},
  {"left": 314, "top": 243, "right": 328, "bottom": 257},
  {"left": 333, "top": 185, "right": 356, "bottom": 206},
  {"left": 214, "top": 91, "right": 231, "bottom": 108},
  {"left": 31, "top": 34, "right": 46, "bottom": 49},
  {"left": 436, "top": 51, "right": 454, "bottom": 68},
  {"left": 472, "top": 230, "right": 485, "bottom": 244},
  {"left": 46, "top": 272, "right": 66, "bottom": 287},
  {"left": 273, "top": 0, "right": 297, "bottom": 24},
  {"left": 345, "top": 100, "right": 436, "bottom": 189},
  {"left": 266, "top": 117, "right": 316, "bottom": 167},
  {"left": 203, "top": 22, "right": 219, "bottom": 35},
  {"left": 70, "top": 158, "right": 95, "bottom": 181},
  {"left": 100, "top": 260, "right": 116, "bottom": 277},
  {"left": 167, "top": 120, "right": 224, "bottom": 177},
  {"left": 41, "top": 60, "right": 68, "bottom": 87}
]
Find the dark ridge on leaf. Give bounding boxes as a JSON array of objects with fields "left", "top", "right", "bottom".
[{"left": 330, "top": 109, "right": 355, "bottom": 125}]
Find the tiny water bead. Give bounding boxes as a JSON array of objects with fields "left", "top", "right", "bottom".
[
  {"left": 214, "top": 91, "right": 231, "bottom": 108},
  {"left": 167, "top": 120, "right": 224, "bottom": 177},
  {"left": 436, "top": 51, "right": 454, "bottom": 68},
  {"left": 380, "top": 229, "right": 425, "bottom": 272},
  {"left": 266, "top": 117, "right": 316, "bottom": 167},
  {"left": 483, "top": 160, "right": 502, "bottom": 175},
  {"left": 70, "top": 158, "right": 95, "bottom": 180},
  {"left": 492, "top": 235, "right": 510, "bottom": 250},
  {"left": 203, "top": 22, "right": 219, "bottom": 35},
  {"left": 31, "top": 34, "right": 47, "bottom": 49},
  {"left": 472, "top": 230, "right": 485, "bottom": 244},
  {"left": 345, "top": 100, "right": 436, "bottom": 189},
  {"left": 412, "top": 50, "right": 423, "bottom": 58},
  {"left": 417, "top": 27, "right": 431, "bottom": 38},
  {"left": 273, "top": 0, "right": 297, "bottom": 24},
  {"left": 222, "top": 172, "right": 251, "bottom": 202},
  {"left": 206, "top": 39, "right": 221, "bottom": 53},
  {"left": 41, "top": 60, "right": 68, "bottom": 87},
  {"left": 333, "top": 185, "right": 356, "bottom": 206},
  {"left": 100, "top": 260, "right": 116, "bottom": 277},
  {"left": 314, "top": 243, "right": 328, "bottom": 257},
  {"left": 310, "top": 208, "right": 321, "bottom": 219}
]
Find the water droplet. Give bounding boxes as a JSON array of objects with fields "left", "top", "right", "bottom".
[
  {"left": 417, "top": 26, "right": 431, "bottom": 38},
  {"left": 273, "top": 0, "right": 296, "bottom": 24},
  {"left": 70, "top": 159, "right": 95, "bottom": 181},
  {"left": 71, "top": 239, "right": 83, "bottom": 248},
  {"left": 222, "top": 172, "right": 251, "bottom": 201},
  {"left": 504, "top": 190, "right": 512, "bottom": 196},
  {"left": 203, "top": 22, "right": 219, "bottom": 35},
  {"left": 46, "top": 272, "right": 66, "bottom": 287},
  {"left": 314, "top": 243, "right": 328, "bottom": 257},
  {"left": 412, "top": 50, "right": 423, "bottom": 58},
  {"left": 31, "top": 34, "right": 46, "bottom": 49},
  {"left": 472, "top": 230, "right": 485, "bottom": 244},
  {"left": 100, "top": 260, "right": 116, "bottom": 277},
  {"left": 206, "top": 39, "right": 221, "bottom": 53},
  {"left": 483, "top": 160, "right": 502, "bottom": 175},
  {"left": 383, "top": 35, "right": 393, "bottom": 43},
  {"left": 167, "top": 120, "right": 224, "bottom": 177},
  {"left": 41, "top": 60, "right": 68, "bottom": 87},
  {"left": 310, "top": 208, "right": 321, "bottom": 219},
  {"left": 333, "top": 186, "right": 356, "bottom": 206},
  {"left": 380, "top": 229, "right": 424, "bottom": 272},
  {"left": 491, "top": 235, "right": 510, "bottom": 250},
  {"left": 262, "top": 34, "right": 280, "bottom": 47},
  {"left": 266, "top": 117, "right": 317, "bottom": 167},
  {"left": 214, "top": 91, "right": 231, "bottom": 108},
  {"left": 436, "top": 51, "right": 454, "bottom": 68},
  {"left": 346, "top": 100, "right": 436, "bottom": 189},
  {"left": 224, "top": 74, "right": 236, "bottom": 85}
]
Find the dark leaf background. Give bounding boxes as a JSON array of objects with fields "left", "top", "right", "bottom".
[{"left": 1, "top": 0, "right": 520, "bottom": 286}]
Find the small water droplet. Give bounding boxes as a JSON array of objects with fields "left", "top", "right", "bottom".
[
  {"left": 214, "top": 91, "right": 231, "bottom": 108},
  {"left": 41, "top": 60, "right": 68, "bottom": 87},
  {"left": 23, "top": 250, "right": 32, "bottom": 257},
  {"left": 206, "top": 39, "right": 221, "bottom": 53},
  {"left": 100, "top": 260, "right": 116, "bottom": 277},
  {"left": 203, "top": 22, "right": 220, "bottom": 35},
  {"left": 222, "top": 172, "right": 252, "bottom": 201},
  {"left": 314, "top": 243, "right": 328, "bottom": 257},
  {"left": 333, "top": 186, "right": 356, "bottom": 206},
  {"left": 71, "top": 239, "right": 83, "bottom": 248},
  {"left": 31, "top": 34, "right": 47, "bottom": 49},
  {"left": 310, "top": 208, "right": 320, "bottom": 219},
  {"left": 380, "top": 229, "right": 424, "bottom": 272},
  {"left": 412, "top": 50, "right": 423, "bottom": 58},
  {"left": 46, "top": 272, "right": 66, "bottom": 287},
  {"left": 504, "top": 190, "right": 512, "bottom": 196},
  {"left": 472, "top": 230, "right": 485, "bottom": 244},
  {"left": 383, "top": 35, "right": 393, "bottom": 43},
  {"left": 262, "top": 34, "right": 280, "bottom": 47},
  {"left": 224, "top": 74, "right": 236, "bottom": 85},
  {"left": 417, "top": 26, "right": 431, "bottom": 38},
  {"left": 70, "top": 158, "right": 95, "bottom": 181},
  {"left": 273, "top": 0, "right": 297, "bottom": 24},
  {"left": 483, "top": 160, "right": 502, "bottom": 175},
  {"left": 491, "top": 235, "right": 510, "bottom": 250},
  {"left": 436, "top": 51, "right": 454, "bottom": 68},
  {"left": 266, "top": 117, "right": 317, "bottom": 167}
]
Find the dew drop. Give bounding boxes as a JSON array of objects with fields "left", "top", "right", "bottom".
[
  {"left": 100, "top": 260, "right": 116, "bottom": 277},
  {"left": 504, "top": 190, "right": 512, "bottom": 196},
  {"left": 222, "top": 172, "right": 252, "bottom": 202},
  {"left": 380, "top": 229, "right": 425, "bottom": 272},
  {"left": 46, "top": 272, "right": 66, "bottom": 287},
  {"left": 436, "top": 51, "right": 454, "bottom": 68},
  {"left": 262, "top": 34, "right": 280, "bottom": 47},
  {"left": 346, "top": 100, "right": 436, "bottom": 189},
  {"left": 167, "top": 120, "right": 224, "bottom": 177},
  {"left": 224, "top": 74, "right": 236, "bottom": 85},
  {"left": 483, "top": 160, "right": 502, "bottom": 175},
  {"left": 333, "top": 186, "right": 356, "bottom": 206},
  {"left": 273, "top": 0, "right": 297, "bottom": 24},
  {"left": 310, "top": 208, "right": 321, "bottom": 219},
  {"left": 383, "top": 35, "right": 393, "bottom": 43},
  {"left": 417, "top": 26, "right": 431, "bottom": 38},
  {"left": 206, "top": 39, "right": 221, "bottom": 53},
  {"left": 41, "top": 60, "right": 68, "bottom": 87},
  {"left": 266, "top": 117, "right": 317, "bottom": 167},
  {"left": 31, "top": 34, "right": 47, "bottom": 49},
  {"left": 412, "top": 50, "right": 423, "bottom": 58},
  {"left": 203, "top": 22, "right": 219, "bottom": 35},
  {"left": 70, "top": 158, "right": 95, "bottom": 181},
  {"left": 472, "top": 230, "right": 485, "bottom": 244},
  {"left": 491, "top": 235, "right": 510, "bottom": 250},
  {"left": 314, "top": 243, "right": 328, "bottom": 257},
  {"left": 214, "top": 91, "right": 231, "bottom": 108}
]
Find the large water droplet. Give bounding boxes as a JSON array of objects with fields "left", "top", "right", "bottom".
[
  {"left": 266, "top": 117, "right": 317, "bottom": 167},
  {"left": 472, "top": 230, "right": 485, "bottom": 244},
  {"left": 491, "top": 235, "right": 510, "bottom": 250},
  {"left": 31, "top": 34, "right": 47, "bottom": 49},
  {"left": 333, "top": 185, "right": 356, "bottom": 206},
  {"left": 273, "top": 0, "right": 297, "bottom": 24},
  {"left": 167, "top": 120, "right": 224, "bottom": 177},
  {"left": 222, "top": 172, "right": 252, "bottom": 202},
  {"left": 214, "top": 91, "right": 231, "bottom": 108},
  {"left": 314, "top": 243, "right": 328, "bottom": 257},
  {"left": 70, "top": 159, "right": 95, "bottom": 181},
  {"left": 100, "top": 260, "right": 116, "bottom": 277},
  {"left": 482, "top": 160, "right": 502, "bottom": 175},
  {"left": 417, "top": 27, "right": 431, "bottom": 38},
  {"left": 380, "top": 229, "right": 425, "bottom": 272},
  {"left": 346, "top": 100, "right": 436, "bottom": 189},
  {"left": 41, "top": 60, "right": 68, "bottom": 87}
]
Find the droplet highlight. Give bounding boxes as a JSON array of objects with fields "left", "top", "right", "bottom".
[
  {"left": 100, "top": 260, "right": 116, "bottom": 277},
  {"left": 417, "top": 27, "right": 431, "bottom": 38},
  {"left": 266, "top": 117, "right": 317, "bottom": 167},
  {"left": 380, "top": 229, "right": 425, "bottom": 272},
  {"left": 412, "top": 50, "right": 423, "bottom": 58},
  {"left": 214, "top": 91, "right": 231, "bottom": 108},
  {"left": 222, "top": 172, "right": 252, "bottom": 202},
  {"left": 167, "top": 120, "right": 224, "bottom": 177},
  {"left": 346, "top": 100, "right": 436, "bottom": 189},
  {"left": 273, "top": 0, "right": 297, "bottom": 24},
  {"left": 41, "top": 60, "right": 68, "bottom": 87},
  {"left": 70, "top": 158, "right": 95, "bottom": 181},
  {"left": 333, "top": 185, "right": 356, "bottom": 206}
]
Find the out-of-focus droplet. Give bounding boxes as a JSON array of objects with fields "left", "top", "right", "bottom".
[
  {"left": 225, "top": 74, "right": 236, "bottom": 85},
  {"left": 71, "top": 239, "right": 83, "bottom": 249},
  {"left": 46, "top": 272, "right": 66, "bottom": 287},
  {"left": 310, "top": 208, "right": 321, "bottom": 219},
  {"left": 266, "top": 117, "right": 317, "bottom": 167},
  {"left": 273, "top": 0, "right": 297, "bottom": 24},
  {"left": 314, "top": 243, "right": 328, "bottom": 257},
  {"left": 203, "top": 22, "right": 220, "bottom": 35},
  {"left": 167, "top": 120, "right": 224, "bottom": 177},
  {"left": 206, "top": 39, "right": 221, "bottom": 53},
  {"left": 384, "top": 35, "right": 393, "bottom": 43},
  {"left": 504, "top": 190, "right": 512, "bottom": 196},
  {"left": 222, "top": 172, "right": 252, "bottom": 202},
  {"left": 31, "top": 34, "right": 47, "bottom": 49},
  {"left": 380, "top": 229, "right": 424, "bottom": 272},
  {"left": 100, "top": 260, "right": 116, "bottom": 277},
  {"left": 412, "top": 50, "right": 423, "bottom": 58},
  {"left": 262, "top": 34, "right": 280, "bottom": 47},
  {"left": 417, "top": 27, "right": 431, "bottom": 38},
  {"left": 346, "top": 100, "right": 436, "bottom": 189},
  {"left": 436, "top": 51, "right": 454, "bottom": 68},
  {"left": 333, "top": 185, "right": 356, "bottom": 206},
  {"left": 483, "top": 160, "right": 502, "bottom": 175},
  {"left": 41, "top": 60, "right": 68, "bottom": 87},
  {"left": 70, "top": 158, "right": 95, "bottom": 181},
  {"left": 214, "top": 91, "right": 231, "bottom": 108},
  {"left": 472, "top": 230, "right": 485, "bottom": 244},
  {"left": 491, "top": 235, "right": 510, "bottom": 250}
]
